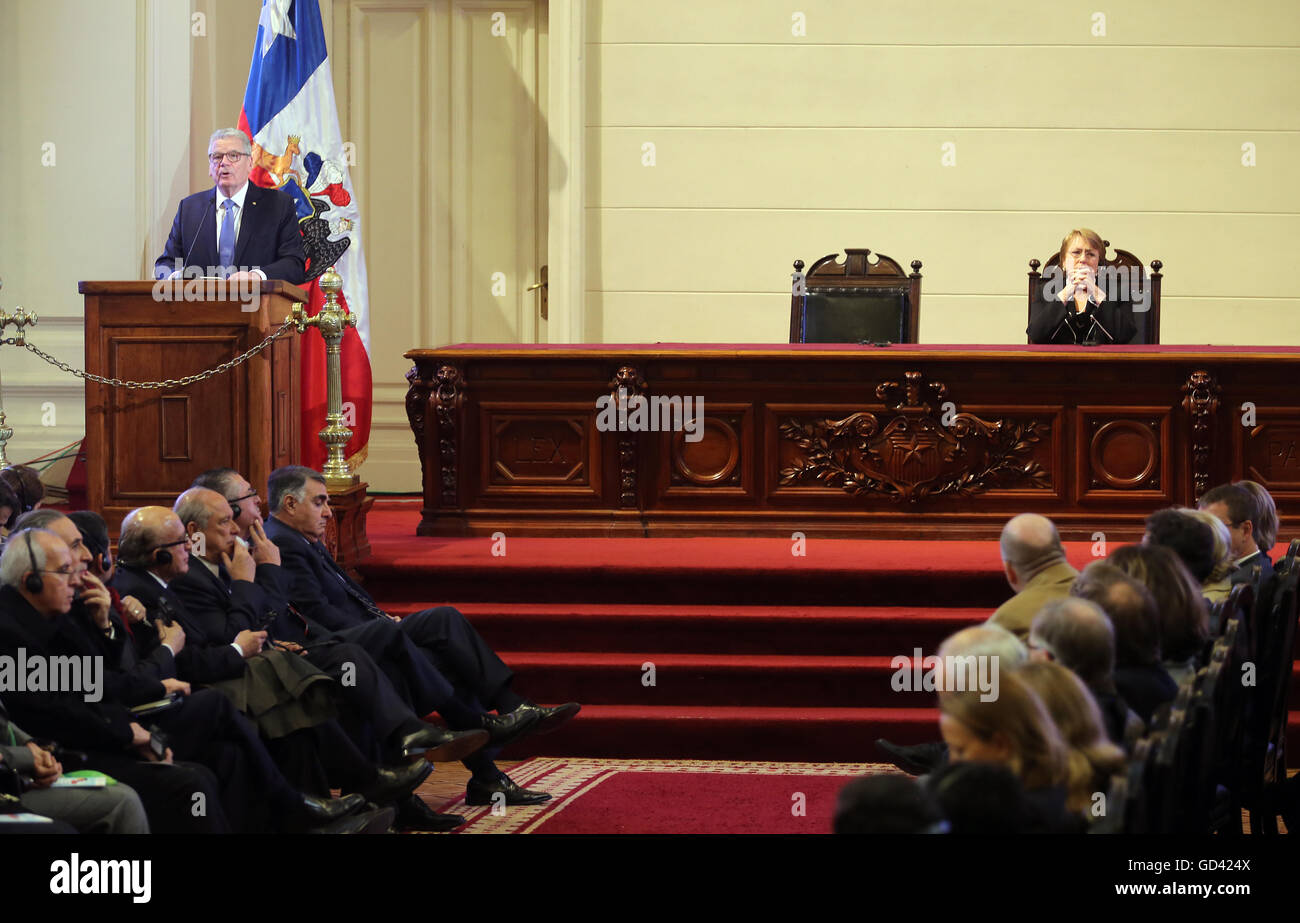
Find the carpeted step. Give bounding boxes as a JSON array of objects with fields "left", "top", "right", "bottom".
[
  {"left": 383, "top": 602, "right": 989, "bottom": 654},
  {"left": 358, "top": 534, "right": 1052, "bottom": 608},
  {"left": 499, "top": 704, "right": 941, "bottom": 762},
  {"left": 499, "top": 651, "right": 953, "bottom": 708}
]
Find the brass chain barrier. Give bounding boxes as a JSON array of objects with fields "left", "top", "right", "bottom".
[{"left": 5, "top": 318, "right": 299, "bottom": 390}]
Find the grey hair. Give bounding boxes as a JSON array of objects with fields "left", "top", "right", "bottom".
[
  {"left": 268, "top": 465, "right": 325, "bottom": 513},
  {"left": 174, "top": 489, "right": 219, "bottom": 530},
  {"left": 938, "top": 624, "right": 1028, "bottom": 669},
  {"left": 0, "top": 528, "right": 53, "bottom": 589},
  {"left": 12, "top": 508, "right": 68, "bottom": 532},
  {"left": 208, "top": 128, "right": 252, "bottom": 155}
]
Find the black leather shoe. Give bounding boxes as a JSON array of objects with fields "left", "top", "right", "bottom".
[
  {"left": 297, "top": 791, "right": 367, "bottom": 825},
  {"left": 394, "top": 794, "right": 465, "bottom": 832},
  {"left": 465, "top": 774, "right": 551, "bottom": 807},
  {"left": 397, "top": 726, "right": 489, "bottom": 762},
  {"left": 362, "top": 759, "right": 434, "bottom": 805},
  {"left": 309, "top": 806, "right": 396, "bottom": 835},
  {"left": 481, "top": 709, "right": 542, "bottom": 750},
  {"left": 511, "top": 701, "right": 580, "bottom": 734},
  {"left": 875, "top": 739, "right": 948, "bottom": 775}
]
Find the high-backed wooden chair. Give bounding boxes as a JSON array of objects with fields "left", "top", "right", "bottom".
[
  {"left": 790, "top": 248, "right": 921, "bottom": 344},
  {"left": 1027, "top": 241, "right": 1162, "bottom": 344}
]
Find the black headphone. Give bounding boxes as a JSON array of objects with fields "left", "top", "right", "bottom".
[
  {"left": 23, "top": 531, "right": 43, "bottom": 594},
  {"left": 229, "top": 498, "right": 243, "bottom": 523},
  {"left": 153, "top": 546, "right": 173, "bottom": 567}
]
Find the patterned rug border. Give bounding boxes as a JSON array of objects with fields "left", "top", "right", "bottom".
[{"left": 437, "top": 758, "right": 902, "bottom": 834}]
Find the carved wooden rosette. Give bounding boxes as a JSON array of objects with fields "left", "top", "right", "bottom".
[
  {"left": 609, "top": 365, "right": 647, "bottom": 507},
  {"left": 1180, "top": 369, "right": 1221, "bottom": 498},
  {"left": 779, "top": 370, "right": 1050, "bottom": 501},
  {"left": 433, "top": 364, "right": 465, "bottom": 507}
]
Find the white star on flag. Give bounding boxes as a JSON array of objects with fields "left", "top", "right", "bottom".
[{"left": 259, "top": 0, "right": 297, "bottom": 57}]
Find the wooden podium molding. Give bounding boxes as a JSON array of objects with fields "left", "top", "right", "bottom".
[
  {"left": 404, "top": 344, "right": 1300, "bottom": 541},
  {"left": 80, "top": 280, "right": 305, "bottom": 534}
]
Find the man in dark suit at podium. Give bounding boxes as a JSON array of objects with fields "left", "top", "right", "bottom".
[{"left": 154, "top": 128, "right": 306, "bottom": 284}]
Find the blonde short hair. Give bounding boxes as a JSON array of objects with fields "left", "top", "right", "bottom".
[{"left": 1058, "top": 228, "right": 1105, "bottom": 265}]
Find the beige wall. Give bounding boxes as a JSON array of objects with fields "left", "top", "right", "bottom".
[
  {"left": 583, "top": 0, "right": 1300, "bottom": 345},
  {"left": 2, "top": 0, "right": 1297, "bottom": 482}
]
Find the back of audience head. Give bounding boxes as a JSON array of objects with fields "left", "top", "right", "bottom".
[
  {"left": 1028, "top": 597, "right": 1116, "bottom": 691},
  {"left": 1016, "top": 660, "right": 1125, "bottom": 813},
  {"left": 0, "top": 476, "right": 19, "bottom": 532},
  {"left": 833, "top": 774, "right": 947, "bottom": 834},
  {"left": 1184, "top": 508, "right": 1234, "bottom": 583},
  {"left": 1106, "top": 543, "right": 1209, "bottom": 663},
  {"left": 1234, "top": 480, "right": 1278, "bottom": 555},
  {"left": 0, "top": 465, "right": 44, "bottom": 531},
  {"left": 999, "top": 513, "right": 1066, "bottom": 589},
  {"left": 1071, "top": 561, "right": 1162, "bottom": 668},
  {"left": 936, "top": 623, "right": 1027, "bottom": 693},
  {"left": 924, "top": 762, "right": 1027, "bottom": 834},
  {"left": 938, "top": 671, "right": 1067, "bottom": 793},
  {"left": 1143, "top": 507, "right": 1216, "bottom": 583}
]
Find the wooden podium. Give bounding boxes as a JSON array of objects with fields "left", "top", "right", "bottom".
[{"left": 79, "top": 280, "right": 306, "bottom": 533}]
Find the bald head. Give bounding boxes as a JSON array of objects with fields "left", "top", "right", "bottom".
[
  {"left": 119, "top": 505, "right": 190, "bottom": 578},
  {"left": 174, "top": 487, "right": 228, "bottom": 528},
  {"left": 938, "top": 624, "right": 1028, "bottom": 666},
  {"left": 1000, "top": 514, "right": 1066, "bottom": 588}
]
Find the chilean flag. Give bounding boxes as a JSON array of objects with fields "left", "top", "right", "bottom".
[{"left": 238, "top": 0, "right": 372, "bottom": 473}]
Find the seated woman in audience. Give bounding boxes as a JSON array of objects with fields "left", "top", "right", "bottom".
[
  {"left": 1106, "top": 544, "right": 1210, "bottom": 686},
  {"left": 1016, "top": 660, "right": 1126, "bottom": 818},
  {"left": 0, "top": 465, "right": 43, "bottom": 537},
  {"left": 938, "top": 672, "right": 1073, "bottom": 830},
  {"left": 1027, "top": 227, "right": 1138, "bottom": 345},
  {"left": 1185, "top": 508, "right": 1235, "bottom": 606},
  {"left": 1070, "top": 561, "right": 1178, "bottom": 724}
]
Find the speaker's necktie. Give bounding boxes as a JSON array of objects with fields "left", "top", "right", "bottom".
[{"left": 218, "top": 197, "right": 236, "bottom": 273}]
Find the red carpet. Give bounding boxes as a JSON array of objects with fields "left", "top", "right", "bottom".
[
  {"left": 360, "top": 503, "right": 1300, "bottom": 761},
  {"left": 435, "top": 758, "right": 899, "bottom": 834}
]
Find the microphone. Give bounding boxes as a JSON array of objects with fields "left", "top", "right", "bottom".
[{"left": 174, "top": 197, "right": 214, "bottom": 278}]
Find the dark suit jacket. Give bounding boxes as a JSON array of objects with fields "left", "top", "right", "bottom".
[
  {"left": 153, "top": 184, "right": 307, "bottom": 283},
  {"left": 1230, "top": 550, "right": 1274, "bottom": 587},
  {"left": 265, "top": 517, "right": 381, "bottom": 633},
  {"left": 0, "top": 586, "right": 135, "bottom": 752},
  {"left": 167, "top": 559, "right": 284, "bottom": 644},
  {"left": 111, "top": 566, "right": 246, "bottom": 685},
  {"left": 1028, "top": 283, "right": 1138, "bottom": 345}
]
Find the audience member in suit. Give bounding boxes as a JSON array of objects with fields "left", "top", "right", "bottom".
[
  {"left": 876, "top": 624, "right": 1028, "bottom": 775},
  {"left": 1028, "top": 598, "right": 1143, "bottom": 750},
  {"left": 1016, "top": 660, "right": 1125, "bottom": 819},
  {"left": 109, "top": 509, "right": 431, "bottom": 824},
  {"left": 937, "top": 671, "right": 1074, "bottom": 832},
  {"left": 35, "top": 508, "right": 419, "bottom": 833},
  {"left": 1236, "top": 480, "right": 1280, "bottom": 567},
  {"left": 1107, "top": 544, "right": 1210, "bottom": 686},
  {"left": 1200, "top": 483, "right": 1275, "bottom": 589},
  {"left": 922, "top": 762, "right": 1032, "bottom": 834},
  {"left": 1027, "top": 228, "right": 1139, "bottom": 345},
  {"left": 166, "top": 489, "right": 484, "bottom": 831},
  {"left": 987, "top": 513, "right": 1078, "bottom": 640},
  {"left": 0, "top": 528, "right": 232, "bottom": 833},
  {"left": 257, "top": 465, "right": 582, "bottom": 806},
  {"left": 1070, "top": 562, "right": 1177, "bottom": 725},
  {"left": 154, "top": 128, "right": 305, "bottom": 283},
  {"left": 1, "top": 695, "right": 150, "bottom": 833}
]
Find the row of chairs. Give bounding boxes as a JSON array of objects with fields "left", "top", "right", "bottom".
[
  {"left": 1098, "top": 540, "right": 1300, "bottom": 833},
  {"left": 789, "top": 244, "right": 1163, "bottom": 344}
]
